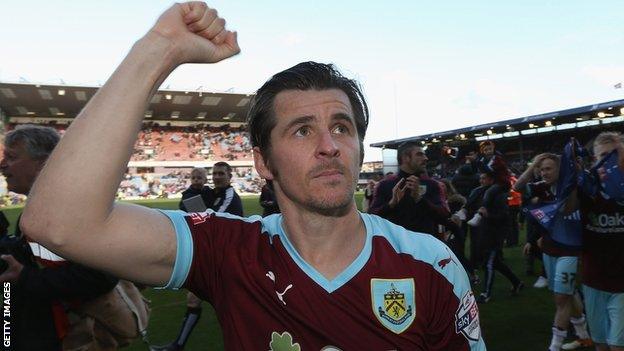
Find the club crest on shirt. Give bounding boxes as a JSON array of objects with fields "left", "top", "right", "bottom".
[
  {"left": 455, "top": 291, "right": 481, "bottom": 341},
  {"left": 371, "top": 278, "right": 415, "bottom": 334}
]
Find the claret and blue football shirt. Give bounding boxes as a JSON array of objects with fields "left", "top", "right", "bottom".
[{"left": 160, "top": 209, "right": 487, "bottom": 350}]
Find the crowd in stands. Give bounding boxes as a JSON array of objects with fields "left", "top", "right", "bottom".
[
  {"left": 132, "top": 123, "right": 252, "bottom": 161},
  {"left": 115, "top": 169, "right": 262, "bottom": 200}
]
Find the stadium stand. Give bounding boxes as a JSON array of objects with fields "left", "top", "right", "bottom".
[{"left": 372, "top": 99, "right": 624, "bottom": 177}]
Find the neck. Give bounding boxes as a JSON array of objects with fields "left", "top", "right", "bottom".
[
  {"left": 399, "top": 164, "right": 413, "bottom": 174},
  {"left": 278, "top": 197, "right": 366, "bottom": 281}
]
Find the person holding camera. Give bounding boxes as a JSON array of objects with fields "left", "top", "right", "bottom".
[
  {"left": 370, "top": 142, "right": 450, "bottom": 236},
  {"left": 0, "top": 125, "right": 118, "bottom": 350}
]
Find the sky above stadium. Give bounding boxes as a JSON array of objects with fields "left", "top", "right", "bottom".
[{"left": 2, "top": 1, "right": 624, "bottom": 162}]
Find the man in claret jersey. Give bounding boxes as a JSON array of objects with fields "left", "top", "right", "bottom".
[{"left": 21, "top": 2, "right": 486, "bottom": 349}]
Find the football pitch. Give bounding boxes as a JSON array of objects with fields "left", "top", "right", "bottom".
[{"left": 3, "top": 195, "right": 562, "bottom": 350}]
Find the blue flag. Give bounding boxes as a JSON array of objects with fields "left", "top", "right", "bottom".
[
  {"left": 525, "top": 139, "right": 584, "bottom": 249},
  {"left": 593, "top": 149, "right": 624, "bottom": 201}
]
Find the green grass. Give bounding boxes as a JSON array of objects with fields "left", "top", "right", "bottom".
[{"left": 2, "top": 195, "right": 560, "bottom": 350}]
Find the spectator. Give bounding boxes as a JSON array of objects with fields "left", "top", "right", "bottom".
[
  {"left": 475, "top": 171, "right": 523, "bottom": 303},
  {"left": 0, "top": 125, "right": 118, "bottom": 350},
  {"left": 179, "top": 167, "right": 213, "bottom": 212},
  {"left": 362, "top": 179, "right": 375, "bottom": 212},
  {"left": 370, "top": 142, "right": 449, "bottom": 235},
  {"left": 260, "top": 182, "right": 280, "bottom": 217}
]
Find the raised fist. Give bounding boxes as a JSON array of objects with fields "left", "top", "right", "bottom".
[{"left": 150, "top": 2, "right": 240, "bottom": 65}]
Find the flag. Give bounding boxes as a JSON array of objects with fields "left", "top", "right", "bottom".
[
  {"left": 592, "top": 148, "right": 624, "bottom": 201},
  {"left": 525, "top": 138, "right": 585, "bottom": 249}
]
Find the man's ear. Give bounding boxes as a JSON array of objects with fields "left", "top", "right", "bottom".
[{"left": 253, "top": 147, "right": 274, "bottom": 180}]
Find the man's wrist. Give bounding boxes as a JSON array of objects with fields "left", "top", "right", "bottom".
[{"left": 132, "top": 31, "right": 180, "bottom": 80}]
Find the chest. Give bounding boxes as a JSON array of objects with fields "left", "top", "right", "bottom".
[{"left": 208, "top": 246, "right": 455, "bottom": 350}]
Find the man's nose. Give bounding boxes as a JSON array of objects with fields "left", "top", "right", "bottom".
[{"left": 315, "top": 131, "right": 339, "bottom": 158}]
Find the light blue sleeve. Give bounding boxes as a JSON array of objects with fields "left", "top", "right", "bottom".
[{"left": 155, "top": 210, "right": 194, "bottom": 290}]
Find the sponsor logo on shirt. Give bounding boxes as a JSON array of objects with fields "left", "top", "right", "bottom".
[
  {"left": 438, "top": 248, "right": 458, "bottom": 269},
  {"left": 265, "top": 271, "right": 293, "bottom": 306},
  {"left": 189, "top": 212, "right": 210, "bottom": 225},
  {"left": 455, "top": 291, "right": 481, "bottom": 341},
  {"left": 586, "top": 212, "right": 624, "bottom": 234},
  {"left": 371, "top": 278, "right": 415, "bottom": 334}
]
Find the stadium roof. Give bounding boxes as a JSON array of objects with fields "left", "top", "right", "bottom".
[
  {"left": 0, "top": 82, "right": 254, "bottom": 123},
  {"left": 370, "top": 98, "right": 624, "bottom": 149}
]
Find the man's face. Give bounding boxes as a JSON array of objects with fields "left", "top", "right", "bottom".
[
  {"left": 403, "top": 147, "right": 428, "bottom": 174},
  {"left": 593, "top": 142, "right": 618, "bottom": 164},
  {"left": 479, "top": 173, "right": 493, "bottom": 186},
  {"left": 482, "top": 144, "right": 494, "bottom": 156},
  {"left": 190, "top": 170, "right": 207, "bottom": 189},
  {"left": 255, "top": 89, "right": 360, "bottom": 216},
  {"left": 0, "top": 141, "right": 44, "bottom": 195},
  {"left": 212, "top": 166, "right": 231, "bottom": 189},
  {"left": 539, "top": 158, "right": 559, "bottom": 185}
]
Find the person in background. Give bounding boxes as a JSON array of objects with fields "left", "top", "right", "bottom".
[
  {"left": 210, "top": 161, "right": 243, "bottom": 216},
  {"left": 179, "top": 167, "right": 213, "bottom": 212},
  {"left": 370, "top": 142, "right": 449, "bottom": 235},
  {"left": 260, "top": 181, "right": 280, "bottom": 216},
  {"left": 476, "top": 171, "right": 523, "bottom": 303},
  {"left": 514, "top": 153, "right": 591, "bottom": 351},
  {"left": 362, "top": 179, "right": 375, "bottom": 212},
  {"left": 564, "top": 132, "right": 624, "bottom": 351},
  {"left": 0, "top": 125, "right": 117, "bottom": 350}
]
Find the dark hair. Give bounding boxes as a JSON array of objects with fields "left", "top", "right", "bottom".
[
  {"left": 247, "top": 61, "right": 369, "bottom": 164},
  {"left": 4, "top": 124, "right": 60, "bottom": 159},
  {"left": 213, "top": 161, "right": 232, "bottom": 174},
  {"left": 396, "top": 141, "right": 421, "bottom": 165}
]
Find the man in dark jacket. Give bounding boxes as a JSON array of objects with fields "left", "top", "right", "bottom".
[
  {"left": 475, "top": 171, "right": 522, "bottom": 303},
  {"left": 210, "top": 161, "right": 243, "bottom": 216},
  {"left": 260, "top": 182, "right": 280, "bottom": 216},
  {"left": 453, "top": 162, "right": 480, "bottom": 199},
  {"left": 0, "top": 125, "right": 117, "bottom": 350},
  {"left": 370, "top": 142, "right": 449, "bottom": 235}
]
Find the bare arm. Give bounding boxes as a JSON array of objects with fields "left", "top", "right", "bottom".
[
  {"left": 513, "top": 158, "right": 539, "bottom": 193},
  {"left": 20, "top": 2, "right": 240, "bottom": 286}
]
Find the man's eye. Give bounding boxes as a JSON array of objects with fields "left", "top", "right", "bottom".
[
  {"left": 295, "top": 126, "right": 311, "bottom": 137},
  {"left": 332, "top": 125, "right": 348, "bottom": 134}
]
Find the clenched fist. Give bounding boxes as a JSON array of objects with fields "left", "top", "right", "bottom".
[{"left": 149, "top": 2, "right": 240, "bottom": 65}]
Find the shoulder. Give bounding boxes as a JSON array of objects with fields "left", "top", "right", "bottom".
[
  {"left": 377, "top": 175, "right": 399, "bottom": 189},
  {"left": 362, "top": 213, "right": 459, "bottom": 270}
]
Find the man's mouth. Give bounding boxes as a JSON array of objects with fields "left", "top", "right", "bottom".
[{"left": 314, "top": 169, "right": 343, "bottom": 178}]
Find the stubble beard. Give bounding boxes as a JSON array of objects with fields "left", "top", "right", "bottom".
[{"left": 275, "top": 166, "right": 357, "bottom": 218}]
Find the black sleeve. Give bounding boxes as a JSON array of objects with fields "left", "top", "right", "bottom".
[
  {"left": 179, "top": 190, "right": 188, "bottom": 211},
  {"left": 369, "top": 181, "right": 394, "bottom": 217},
  {"left": 486, "top": 193, "right": 509, "bottom": 222},
  {"left": 465, "top": 187, "right": 483, "bottom": 215},
  {"left": 16, "top": 263, "right": 118, "bottom": 301},
  {"left": 228, "top": 194, "right": 244, "bottom": 217}
]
